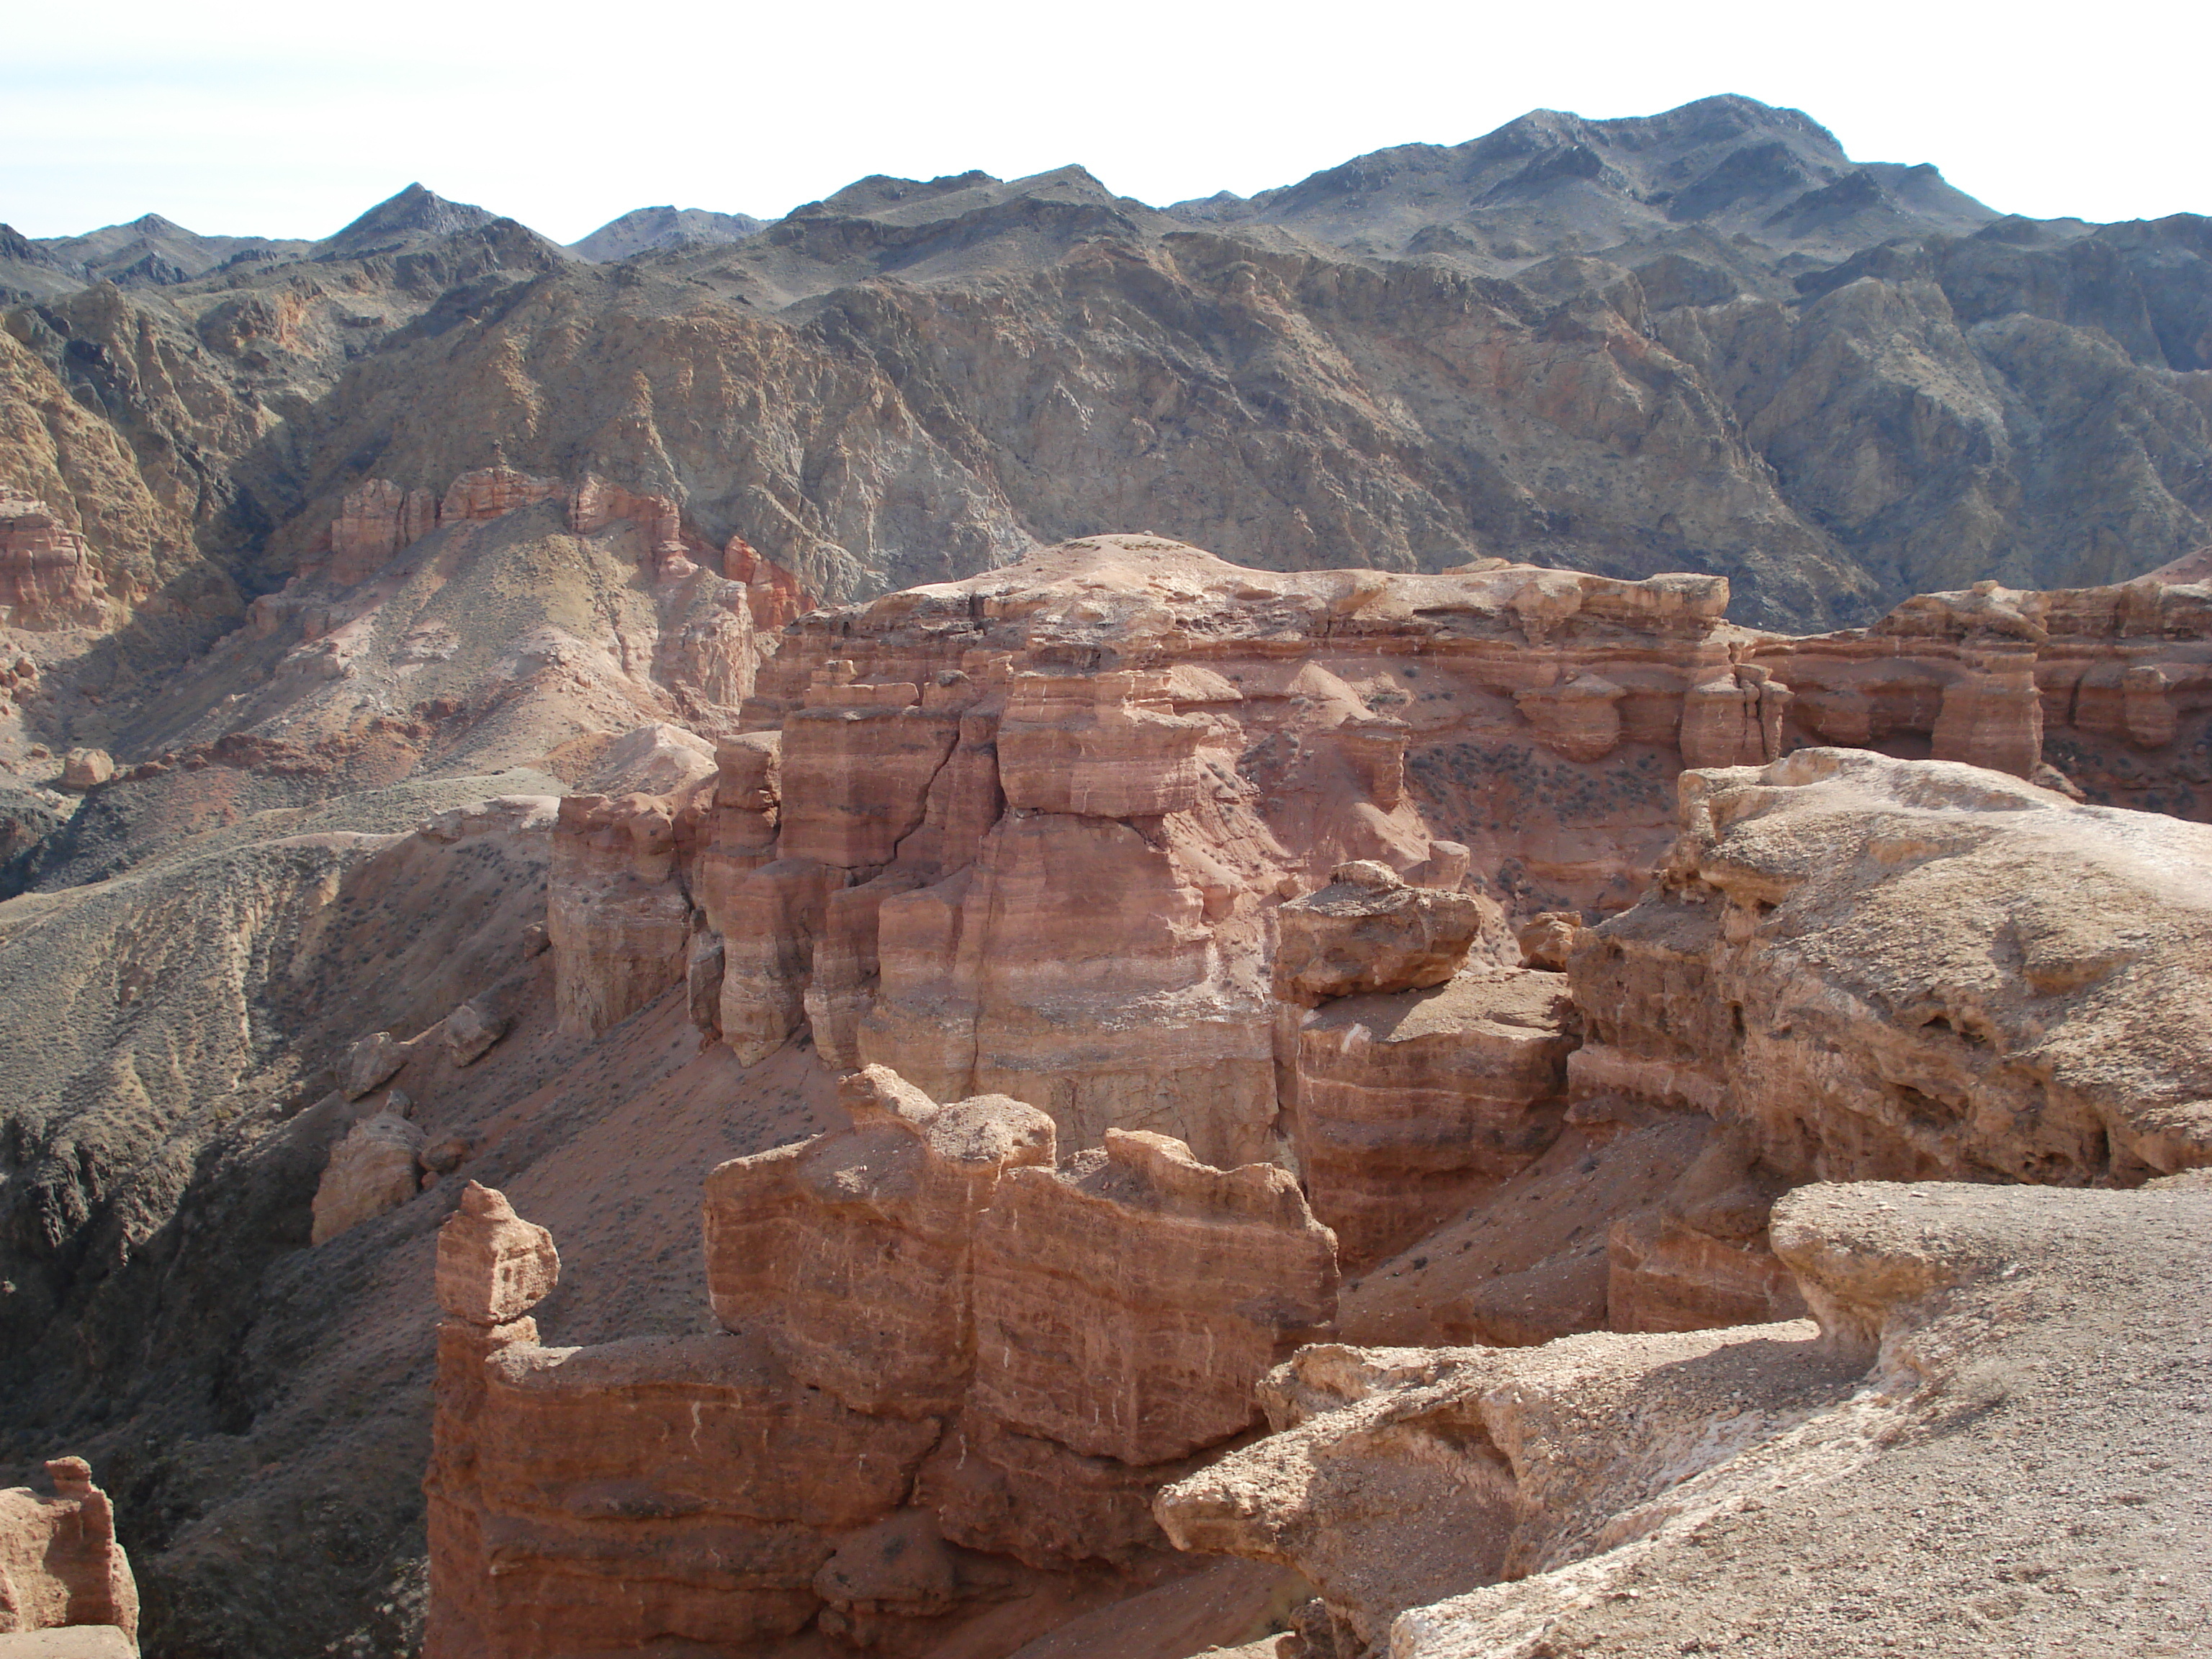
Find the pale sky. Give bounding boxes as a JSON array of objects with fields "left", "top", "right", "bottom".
[{"left": 3, "top": 0, "right": 2203, "bottom": 244}]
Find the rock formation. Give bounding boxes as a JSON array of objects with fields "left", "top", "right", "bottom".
[
  {"left": 1290, "top": 966, "right": 1578, "bottom": 1269},
  {"left": 0, "top": 489, "right": 107, "bottom": 630},
  {"left": 8, "top": 518, "right": 2212, "bottom": 1658},
  {"left": 308, "top": 1108, "right": 426, "bottom": 1244},
  {"left": 703, "top": 1067, "right": 1057, "bottom": 1417},
  {"left": 547, "top": 791, "right": 695, "bottom": 1038},
  {"left": 0, "top": 1458, "right": 138, "bottom": 1646},
  {"left": 1158, "top": 1174, "right": 2212, "bottom": 1658},
  {"left": 314, "top": 469, "right": 806, "bottom": 632},
  {"left": 428, "top": 1071, "right": 1340, "bottom": 1655},
  {"left": 1570, "top": 746, "right": 2212, "bottom": 1184},
  {"left": 1273, "top": 862, "right": 1495, "bottom": 1006}
]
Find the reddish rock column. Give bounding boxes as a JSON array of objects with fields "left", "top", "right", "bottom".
[{"left": 423, "top": 1184, "right": 560, "bottom": 1659}]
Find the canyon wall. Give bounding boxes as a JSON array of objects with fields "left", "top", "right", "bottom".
[
  {"left": 428, "top": 727, "right": 2212, "bottom": 1655},
  {"left": 542, "top": 536, "right": 2212, "bottom": 1190},
  {"left": 6, "top": 534, "right": 2211, "bottom": 1659}
]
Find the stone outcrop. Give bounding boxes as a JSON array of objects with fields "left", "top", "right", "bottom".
[
  {"left": 1290, "top": 966, "right": 1577, "bottom": 1268},
  {"left": 969, "top": 1130, "right": 1339, "bottom": 1466},
  {"left": 428, "top": 1075, "right": 1341, "bottom": 1654},
  {"left": 0, "top": 489, "right": 107, "bottom": 629},
  {"left": 643, "top": 539, "right": 2212, "bottom": 1202},
  {"left": 327, "top": 477, "right": 440, "bottom": 585},
  {"left": 433, "top": 1183, "right": 559, "bottom": 1326},
  {"left": 309, "top": 1109, "right": 426, "bottom": 1244},
  {"left": 1761, "top": 576, "right": 2212, "bottom": 813},
  {"left": 1570, "top": 747, "right": 2212, "bottom": 1185},
  {"left": 1273, "top": 863, "right": 1492, "bottom": 1007},
  {"left": 316, "top": 468, "right": 808, "bottom": 629},
  {"left": 0, "top": 1458, "right": 138, "bottom": 1646},
  {"left": 688, "top": 539, "right": 1760, "bottom": 1174},
  {"left": 703, "top": 1067, "right": 1056, "bottom": 1416},
  {"left": 546, "top": 791, "right": 694, "bottom": 1038}
]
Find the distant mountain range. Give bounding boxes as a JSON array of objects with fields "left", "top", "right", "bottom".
[
  {"left": 2, "top": 94, "right": 2207, "bottom": 636},
  {"left": 0, "top": 188, "right": 768, "bottom": 300}
]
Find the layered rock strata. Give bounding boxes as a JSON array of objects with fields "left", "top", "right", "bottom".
[
  {"left": 546, "top": 791, "right": 696, "bottom": 1038},
  {"left": 315, "top": 468, "right": 808, "bottom": 630},
  {"left": 634, "top": 541, "right": 2212, "bottom": 1179},
  {"left": 1290, "top": 966, "right": 1578, "bottom": 1269},
  {"left": 428, "top": 1071, "right": 1340, "bottom": 1655},
  {"left": 0, "top": 489, "right": 107, "bottom": 629},
  {"left": 1755, "top": 575, "right": 2212, "bottom": 814}
]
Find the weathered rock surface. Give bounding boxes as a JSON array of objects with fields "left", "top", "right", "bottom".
[
  {"left": 1570, "top": 747, "right": 2212, "bottom": 1184},
  {"left": 1290, "top": 966, "right": 1577, "bottom": 1268},
  {"left": 309, "top": 1109, "right": 426, "bottom": 1244},
  {"left": 703, "top": 1066, "right": 1055, "bottom": 1416},
  {"left": 434, "top": 1183, "right": 559, "bottom": 1327},
  {"left": 0, "top": 1459, "right": 138, "bottom": 1645},
  {"left": 428, "top": 1074, "right": 1342, "bottom": 1652},
  {"left": 0, "top": 490, "right": 107, "bottom": 630},
  {"left": 971, "top": 1130, "right": 1339, "bottom": 1465},
  {"left": 547, "top": 791, "right": 694, "bottom": 1038},
  {"left": 1161, "top": 1177, "right": 2212, "bottom": 1659},
  {"left": 1274, "top": 863, "right": 1492, "bottom": 1006},
  {"left": 4, "top": 109, "right": 2212, "bottom": 1655},
  {"left": 338, "top": 1031, "right": 409, "bottom": 1100}
]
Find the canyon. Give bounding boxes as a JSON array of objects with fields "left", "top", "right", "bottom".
[{"left": 1, "top": 90, "right": 2210, "bottom": 1659}]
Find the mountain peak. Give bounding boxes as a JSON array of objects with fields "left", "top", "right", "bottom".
[
  {"left": 569, "top": 204, "right": 766, "bottom": 262},
  {"left": 324, "top": 184, "right": 500, "bottom": 253}
]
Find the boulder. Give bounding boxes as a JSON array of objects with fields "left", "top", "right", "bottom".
[
  {"left": 310, "top": 1111, "right": 425, "bottom": 1244},
  {"left": 58, "top": 749, "right": 114, "bottom": 791},
  {"left": 1274, "top": 863, "right": 1491, "bottom": 1006},
  {"left": 441, "top": 1002, "right": 508, "bottom": 1068},
  {"left": 1513, "top": 911, "right": 1581, "bottom": 971},
  {"left": 434, "top": 1182, "right": 559, "bottom": 1327},
  {"left": 338, "top": 1031, "right": 407, "bottom": 1100}
]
